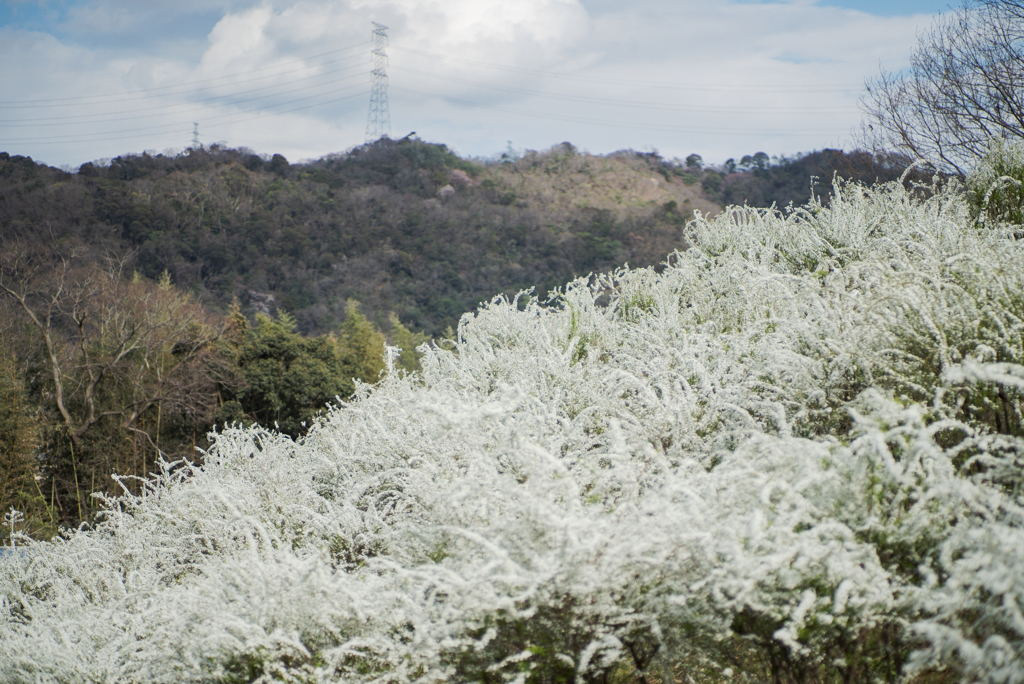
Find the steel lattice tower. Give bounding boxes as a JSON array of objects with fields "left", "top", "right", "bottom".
[{"left": 365, "top": 22, "right": 391, "bottom": 143}]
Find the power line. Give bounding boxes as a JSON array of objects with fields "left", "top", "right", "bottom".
[
  {"left": 391, "top": 85, "right": 852, "bottom": 137},
  {"left": 0, "top": 42, "right": 372, "bottom": 108},
  {"left": 393, "top": 66, "right": 859, "bottom": 115},
  {"left": 11, "top": 86, "right": 369, "bottom": 146},
  {"left": 1, "top": 39, "right": 374, "bottom": 151},
  {"left": 389, "top": 46, "right": 865, "bottom": 94},
  {"left": 0, "top": 66, "right": 368, "bottom": 127}
]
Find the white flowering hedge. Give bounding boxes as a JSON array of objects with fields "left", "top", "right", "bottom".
[{"left": 2, "top": 176, "right": 1023, "bottom": 684}]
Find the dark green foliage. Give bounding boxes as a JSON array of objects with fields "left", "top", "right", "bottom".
[
  {"left": 452, "top": 600, "right": 628, "bottom": 684},
  {"left": 267, "top": 153, "right": 290, "bottom": 176},
  {"left": 228, "top": 303, "right": 387, "bottom": 438},
  {"left": 723, "top": 610, "right": 907, "bottom": 684},
  {"left": 233, "top": 311, "right": 349, "bottom": 438},
  {"left": 710, "top": 149, "right": 929, "bottom": 209},
  {"left": 0, "top": 140, "right": 701, "bottom": 339},
  {"left": 336, "top": 300, "right": 386, "bottom": 392},
  {"left": 701, "top": 171, "right": 723, "bottom": 195}
]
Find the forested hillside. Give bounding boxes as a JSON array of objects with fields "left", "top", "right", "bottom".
[
  {"left": 0, "top": 141, "right": 906, "bottom": 338},
  {"left": 0, "top": 140, "right": 719, "bottom": 338}
]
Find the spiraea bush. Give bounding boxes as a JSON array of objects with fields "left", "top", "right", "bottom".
[
  {"left": 967, "top": 137, "right": 1024, "bottom": 229},
  {"left": 1, "top": 174, "right": 1023, "bottom": 684}
]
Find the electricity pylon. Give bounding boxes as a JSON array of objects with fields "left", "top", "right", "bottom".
[{"left": 365, "top": 22, "right": 391, "bottom": 143}]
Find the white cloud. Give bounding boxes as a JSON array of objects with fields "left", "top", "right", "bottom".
[
  {"left": 198, "top": 5, "right": 276, "bottom": 75},
  {"left": 0, "top": 0, "right": 947, "bottom": 167}
]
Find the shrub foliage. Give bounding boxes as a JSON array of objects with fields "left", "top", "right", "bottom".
[{"left": 2, "top": 177, "right": 1023, "bottom": 684}]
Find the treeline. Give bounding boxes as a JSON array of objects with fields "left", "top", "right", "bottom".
[
  {"left": 0, "top": 246, "right": 425, "bottom": 535},
  {"left": 0, "top": 141, "right": 907, "bottom": 340},
  {"left": 680, "top": 148, "right": 926, "bottom": 209},
  {"left": 0, "top": 140, "right": 705, "bottom": 338}
]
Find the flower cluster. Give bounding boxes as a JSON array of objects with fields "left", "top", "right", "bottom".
[{"left": 2, "top": 175, "right": 1022, "bottom": 684}]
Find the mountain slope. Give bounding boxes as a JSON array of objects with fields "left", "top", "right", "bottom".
[{"left": 0, "top": 141, "right": 718, "bottom": 337}]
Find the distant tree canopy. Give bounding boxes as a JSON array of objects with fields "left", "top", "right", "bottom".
[
  {"left": 1, "top": 141, "right": 905, "bottom": 344},
  {"left": 0, "top": 141, "right": 710, "bottom": 338},
  {"left": 706, "top": 148, "right": 927, "bottom": 209},
  {"left": 860, "top": 0, "right": 1024, "bottom": 176},
  {"left": 227, "top": 301, "right": 390, "bottom": 438},
  {"left": 232, "top": 311, "right": 350, "bottom": 438}
]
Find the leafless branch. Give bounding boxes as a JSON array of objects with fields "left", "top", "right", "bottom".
[{"left": 860, "top": 1, "right": 1024, "bottom": 177}]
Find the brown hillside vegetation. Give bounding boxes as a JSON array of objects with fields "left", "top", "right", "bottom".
[
  {"left": 484, "top": 143, "right": 721, "bottom": 220},
  {"left": 0, "top": 140, "right": 721, "bottom": 338}
]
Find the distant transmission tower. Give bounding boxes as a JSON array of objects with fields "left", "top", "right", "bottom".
[
  {"left": 365, "top": 22, "right": 391, "bottom": 143},
  {"left": 191, "top": 122, "right": 201, "bottom": 148}
]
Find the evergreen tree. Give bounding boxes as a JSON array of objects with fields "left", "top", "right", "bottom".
[
  {"left": 387, "top": 312, "right": 428, "bottom": 374},
  {"left": 336, "top": 300, "right": 386, "bottom": 391},
  {"left": 234, "top": 311, "right": 348, "bottom": 437},
  {"left": 232, "top": 303, "right": 387, "bottom": 437}
]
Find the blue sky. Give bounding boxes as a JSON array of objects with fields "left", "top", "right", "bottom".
[
  {"left": 818, "top": 0, "right": 956, "bottom": 14},
  {"left": 0, "top": 0, "right": 956, "bottom": 167}
]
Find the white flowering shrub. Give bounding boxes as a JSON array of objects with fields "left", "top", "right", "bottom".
[
  {"left": 967, "top": 137, "right": 1024, "bottom": 228},
  {"left": 2, "top": 176, "right": 1023, "bottom": 684}
]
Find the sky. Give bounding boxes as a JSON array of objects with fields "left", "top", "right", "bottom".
[{"left": 0, "top": 0, "right": 959, "bottom": 169}]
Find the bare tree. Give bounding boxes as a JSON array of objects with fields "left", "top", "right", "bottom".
[
  {"left": 978, "top": 0, "right": 1024, "bottom": 19},
  {"left": 0, "top": 244, "right": 228, "bottom": 521},
  {"left": 860, "top": 0, "right": 1024, "bottom": 177}
]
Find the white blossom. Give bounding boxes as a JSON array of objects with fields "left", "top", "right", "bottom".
[{"left": 2, "top": 175, "right": 1022, "bottom": 683}]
